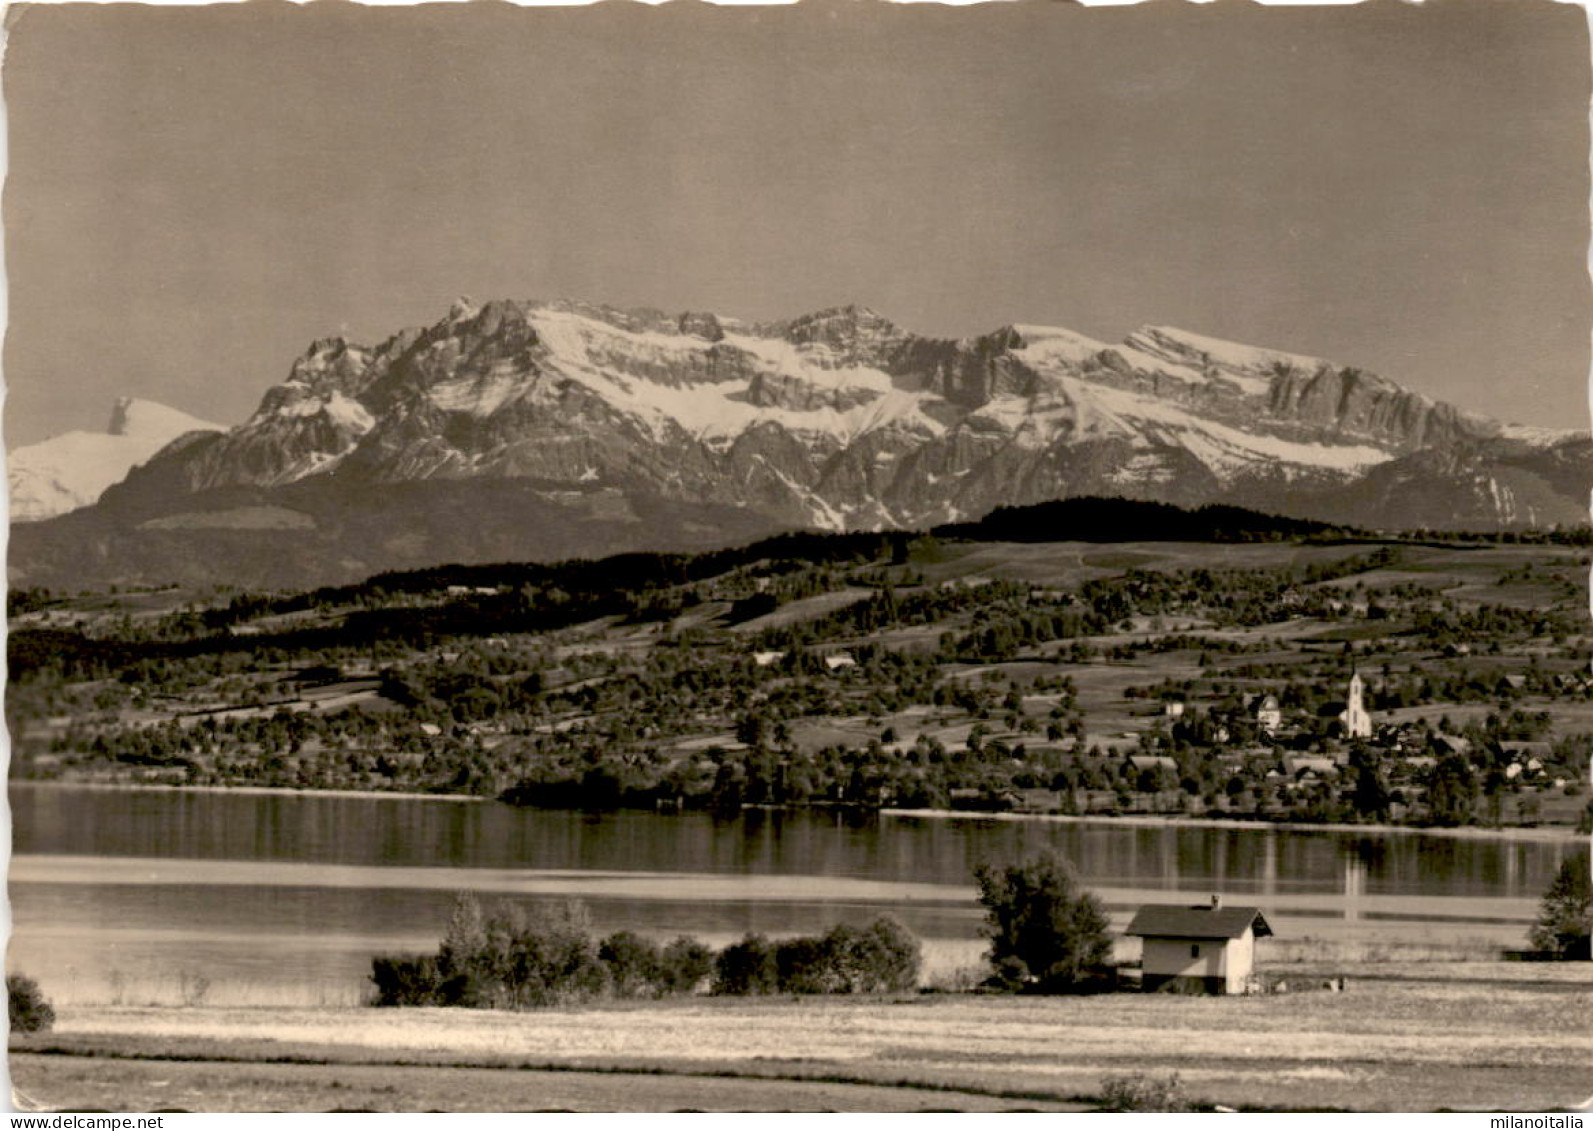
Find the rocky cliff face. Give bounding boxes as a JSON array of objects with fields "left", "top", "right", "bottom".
[{"left": 15, "top": 299, "right": 1588, "bottom": 588}]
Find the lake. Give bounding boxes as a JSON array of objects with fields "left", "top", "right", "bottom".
[{"left": 7, "top": 783, "right": 1576, "bottom": 1006}]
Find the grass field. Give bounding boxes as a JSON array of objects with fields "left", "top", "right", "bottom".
[
  {"left": 12, "top": 962, "right": 1592, "bottom": 1113},
  {"left": 7, "top": 1055, "right": 1088, "bottom": 1114},
  {"left": 909, "top": 540, "right": 1391, "bottom": 589}
]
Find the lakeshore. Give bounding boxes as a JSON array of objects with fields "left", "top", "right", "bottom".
[
  {"left": 11, "top": 778, "right": 1583, "bottom": 842},
  {"left": 882, "top": 805, "right": 1588, "bottom": 843},
  {"left": 9, "top": 779, "right": 489, "bottom": 805}
]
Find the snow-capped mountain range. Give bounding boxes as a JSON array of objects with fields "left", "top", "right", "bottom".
[
  {"left": 8, "top": 398, "right": 222, "bottom": 523},
  {"left": 12, "top": 299, "right": 1589, "bottom": 589}
]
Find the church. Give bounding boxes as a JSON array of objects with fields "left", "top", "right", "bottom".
[{"left": 1339, "top": 672, "right": 1373, "bottom": 739}]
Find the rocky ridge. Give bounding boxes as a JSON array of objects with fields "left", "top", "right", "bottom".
[{"left": 12, "top": 299, "right": 1588, "bottom": 588}]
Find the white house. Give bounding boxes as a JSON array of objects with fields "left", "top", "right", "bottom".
[{"left": 1125, "top": 897, "right": 1273, "bottom": 995}]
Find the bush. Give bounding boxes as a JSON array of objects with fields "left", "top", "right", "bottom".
[
  {"left": 775, "top": 934, "right": 836, "bottom": 994},
  {"left": 1099, "top": 1071, "right": 1189, "bottom": 1112},
  {"left": 822, "top": 917, "right": 921, "bottom": 993},
  {"left": 598, "top": 931, "right": 719, "bottom": 998},
  {"left": 8, "top": 974, "right": 55, "bottom": 1034},
  {"left": 657, "top": 936, "right": 715, "bottom": 995},
  {"left": 974, "top": 851, "right": 1113, "bottom": 993},
  {"left": 469, "top": 901, "right": 607, "bottom": 1009},
  {"left": 371, "top": 894, "right": 920, "bottom": 1008},
  {"left": 731, "top": 919, "right": 923, "bottom": 995},
  {"left": 713, "top": 934, "right": 781, "bottom": 995},
  {"left": 599, "top": 931, "right": 663, "bottom": 998},
  {"left": 1529, "top": 850, "right": 1592, "bottom": 960},
  {"left": 986, "top": 954, "right": 1030, "bottom": 994},
  {"left": 374, "top": 894, "right": 608, "bottom": 1010},
  {"left": 370, "top": 954, "right": 442, "bottom": 1007}
]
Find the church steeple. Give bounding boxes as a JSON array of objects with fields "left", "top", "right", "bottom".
[{"left": 1342, "top": 670, "right": 1372, "bottom": 739}]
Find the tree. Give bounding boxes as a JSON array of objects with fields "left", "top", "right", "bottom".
[
  {"left": 1529, "top": 851, "right": 1591, "bottom": 960},
  {"left": 441, "top": 891, "right": 487, "bottom": 960},
  {"left": 1349, "top": 748, "right": 1391, "bottom": 821},
  {"left": 7, "top": 974, "right": 54, "bottom": 1035},
  {"left": 1426, "top": 754, "right": 1478, "bottom": 827},
  {"left": 973, "top": 851, "right": 1113, "bottom": 993},
  {"left": 434, "top": 891, "right": 490, "bottom": 1006}
]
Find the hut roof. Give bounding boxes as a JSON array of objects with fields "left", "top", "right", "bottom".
[{"left": 1125, "top": 904, "right": 1273, "bottom": 941}]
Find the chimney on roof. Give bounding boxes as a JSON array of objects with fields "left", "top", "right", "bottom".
[{"left": 1211, "top": 894, "right": 1222, "bottom": 909}]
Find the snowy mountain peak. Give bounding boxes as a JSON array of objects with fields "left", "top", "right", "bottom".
[
  {"left": 10, "top": 399, "right": 224, "bottom": 522},
  {"left": 106, "top": 397, "right": 218, "bottom": 440}
]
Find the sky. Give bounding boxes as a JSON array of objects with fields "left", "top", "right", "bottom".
[{"left": 3, "top": 0, "right": 1589, "bottom": 446}]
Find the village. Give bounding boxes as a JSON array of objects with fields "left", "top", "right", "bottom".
[
  {"left": 945, "top": 667, "right": 1584, "bottom": 827},
  {"left": 8, "top": 530, "right": 1592, "bottom": 834}
]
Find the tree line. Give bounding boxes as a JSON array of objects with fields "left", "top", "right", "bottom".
[{"left": 370, "top": 893, "right": 921, "bottom": 1007}]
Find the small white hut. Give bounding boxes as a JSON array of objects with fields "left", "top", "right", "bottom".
[{"left": 1125, "top": 896, "right": 1273, "bottom": 995}]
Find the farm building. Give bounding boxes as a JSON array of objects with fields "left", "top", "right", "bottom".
[
  {"left": 1282, "top": 755, "right": 1338, "bottom": 781},
  {"left": 1124, "top": 754, "right": 1178, "bottom": 775},
  {"left": 1125, "top": 897, "right": 1273, "bottom": 995}
]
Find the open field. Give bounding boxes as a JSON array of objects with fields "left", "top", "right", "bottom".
[
  {"left": 730, "top": 587, "right": 879, "bottom": 634},
  {"left": 909, "top": 540, "right": 1390, "bottom": 589},
  {"left": 7, "top": 1055, "right": 1086, "bottom": 1114},
  {"left": 12, "top": 962, "right": 1593, "bottom": 1112}
]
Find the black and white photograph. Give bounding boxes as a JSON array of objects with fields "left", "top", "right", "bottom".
[{"left": 4, "top": 0, "right": 1591, "bottom": 1114}]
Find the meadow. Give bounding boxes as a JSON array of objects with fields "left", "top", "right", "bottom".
[{"left": 12, "top": 958, "right": 1592, "bottom": 1113}]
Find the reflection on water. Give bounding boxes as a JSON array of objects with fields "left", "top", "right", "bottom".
[
  {"left": 11, "top": 784, "right": 1573, "bottom": 899},
  {"left": 7, "top": 784, "right": 1579, "bottom": 1004}
]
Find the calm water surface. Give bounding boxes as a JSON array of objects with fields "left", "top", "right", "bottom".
[{"left": 8, "top": 784, "right": 1576, "bottom": 1005}]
